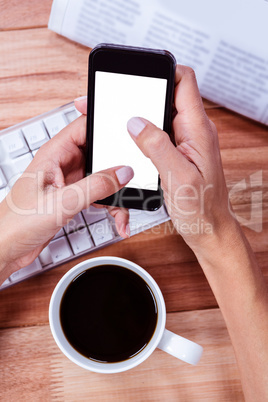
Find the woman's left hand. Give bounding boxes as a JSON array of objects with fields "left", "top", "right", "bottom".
[{"left": 0, "top": 100, "right": 133, "bottom": 280}]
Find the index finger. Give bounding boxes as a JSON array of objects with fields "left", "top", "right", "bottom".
[
  {"left": 174, "top": 65, "right": 205, "bottom": 113},
  {"left": 173, "top": 65, "right": 211, "bottom": 142}
]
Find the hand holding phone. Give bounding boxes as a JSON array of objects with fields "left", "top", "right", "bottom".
[{"left": 86, "top": 44, "right": 176, "bottom": 210}]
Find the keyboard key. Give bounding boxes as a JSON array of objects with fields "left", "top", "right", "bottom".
[
  {"left": 13, "top": 153, "right": 33, "bottom": 173},
  {"left": 0, "top": 130, "right": 29, "bottom": 158},
  {"left": 48, "top": 237, "right": 73, "bottom": 263},
  {"left": 89, "top": 218, "right": 114, "bottom": 246},
  {"left": 0, "top": 278, "right": 11, "bottom": 289},
  {"left": 0, "top": 188, "right": 8, "bottom": 203},
  {"left": 2, "top": 152, "right": 33, "bottom": 184},
  {"left": 53, "top": 228, "right": 65, "bottom": 239},
  {"left": 0, "top": 168, "right": 7, "bottom": 188},
  {"left": 64, "top": 213, "right": 86, "bottom": 234},
  {"left": 65, "top": 108, "right": 80, "bottom": 123},
  {"left": 32, "top": 149, "right": 39, "bottom": 157},
  {"left": 68, "top": 229, "right": 94, "bottom": 254},
  {"left": 22, "top": 121, "right": 49, "bottom": 150},
  {"left": 44, "top": 113, "right": 67, "bottom": 137},
  {"left": 82, "top": 205, "right": 107, "bottom": 225},
  {"left": 10, "top": 259, "right": 42, "bottom": 282},
  {"left": 39, "top": 246, "right": 53, "bottom": 267}
]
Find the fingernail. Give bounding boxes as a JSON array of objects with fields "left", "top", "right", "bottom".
[
  {"left": 127, "top": 117, "right": 146, "bottom": 137},
  {"left": 74, "top": 95, "right": 87, "bottom": 102},
  {"left": 115, "top": 166, "right": 134, "bottom": 185}
]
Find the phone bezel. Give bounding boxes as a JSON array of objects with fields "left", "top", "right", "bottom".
[{"left": 86, "top": 44, "right": 176, "bottom": 211}]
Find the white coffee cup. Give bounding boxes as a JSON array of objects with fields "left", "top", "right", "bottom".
[{"left": 49, "top": 256, "right": 203, "bottom": 373}]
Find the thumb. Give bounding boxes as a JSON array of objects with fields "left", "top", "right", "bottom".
[
  {"left": 74, "top": 95, "right": 87, "bottom": 115},
  {"left": 58, "top": 165, "right": 134, "bottom": 218},
  {"left": 127, "top": 117, "right": 189, "bottom": 183}
]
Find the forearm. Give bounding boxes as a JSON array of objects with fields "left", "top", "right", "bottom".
[
  {"left": 0, "top": 231, "right": 17, "bottom": 285},
  {"left": 193, "top": 219, "right": 268, "bottom": 401},
  {"left": 0, "top": 201, "right": 20, "bottom": 285},
  {"left": 0, "top": 246, "right": 14, "bottom": 285}
]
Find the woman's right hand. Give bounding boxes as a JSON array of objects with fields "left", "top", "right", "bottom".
[{"left": 127, "top": 65, "right": 236, "bottom": 254}]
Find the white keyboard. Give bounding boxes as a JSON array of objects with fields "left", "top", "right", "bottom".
[{"left": 0, "top": 102, "right": 170, "bottom": 289}]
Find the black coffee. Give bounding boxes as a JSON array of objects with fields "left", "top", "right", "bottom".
[{"left": 60, "top": 265, "right": 158, "bottom": 363}]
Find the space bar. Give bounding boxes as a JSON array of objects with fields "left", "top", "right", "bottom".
[{"left": 129, "top": 206, "right": 169, "bottom": 232}]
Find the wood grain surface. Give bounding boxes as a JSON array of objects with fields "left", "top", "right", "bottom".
[{"left": 0, "top": 1, "right": 267, "bottom": 401}]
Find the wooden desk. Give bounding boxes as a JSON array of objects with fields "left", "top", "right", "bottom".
[{"left": 0, "top": 2, "right": 267, "bottom": 400}]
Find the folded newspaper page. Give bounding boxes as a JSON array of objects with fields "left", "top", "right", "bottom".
[{"left": 48, "top": 0, "right": 268, "bottom": 125}]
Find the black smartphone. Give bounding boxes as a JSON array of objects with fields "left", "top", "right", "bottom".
[{"left": 86, "top": 44, "right": 176, "bottom": 210}]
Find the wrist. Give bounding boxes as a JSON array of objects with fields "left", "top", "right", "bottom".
[
  {"left": 190, "top": 214, "right": 268, "bottom": 301},
  {"left": 188, "top": 215, "right": 246, "bottom": 269}
]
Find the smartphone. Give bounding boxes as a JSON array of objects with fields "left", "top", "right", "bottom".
[{"left": 86, "top": 44, "right": 176, "bottom": 210}]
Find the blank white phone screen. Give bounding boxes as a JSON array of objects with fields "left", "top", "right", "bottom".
[{"left": 93, "top": 71, "right": 167, "bottom": 190}]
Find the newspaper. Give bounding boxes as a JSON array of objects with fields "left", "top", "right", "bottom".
[{"left": 48, "top": 0, "right": 268, "bottom": 125}]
